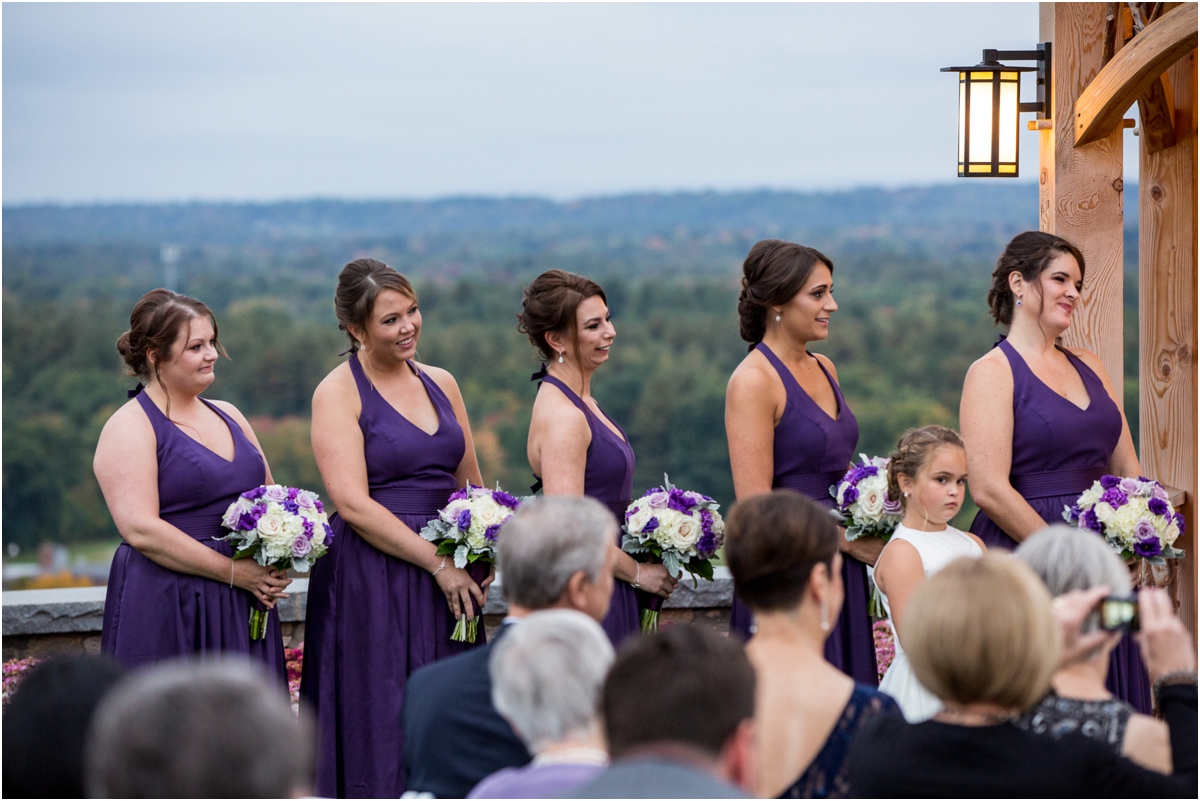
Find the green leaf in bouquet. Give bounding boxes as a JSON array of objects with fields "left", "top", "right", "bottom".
[
  {"left": 621, "top": 534, "right": 652, "bottom": 555},
  {"left": 420, "top": 519, "right": 454, "bottom": 543},
  {"left": 453, "top": 544, "right": 469, "bottom": 569},
  {"left": 662, "top": 550, "right": 682, "bottom": 579},
  {"left": 435, "top": 540, "right": 459, "bottom": 557},
  {"left": 233, "top": 546, "right": 258, "bottom": 560},
  {"left": 292, "top": 557, "right": 311, "bottom": 573},
  {"left": 1162, "top": 546, "right": 1186, "bottom": 560},
  {"left": 686, "top": 558, "right": 714, "bottom": 582}
]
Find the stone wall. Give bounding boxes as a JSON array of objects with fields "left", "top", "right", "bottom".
[{"left": 2, "top": 568, "right": 735, "bottom": 660}]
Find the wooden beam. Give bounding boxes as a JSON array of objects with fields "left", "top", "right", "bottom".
[
  {"left": 1074, "top": 2, "right": 1198, "bottom": 146},
  {"left": 1139, "top": 45, "right": 1197, "bottom": 635},
  {"left": 1139, "top": 71, "right": 1178, "bottom": 154},
  {"left": 1040, "top": 2, "right": 1126, "bottom": 399}
]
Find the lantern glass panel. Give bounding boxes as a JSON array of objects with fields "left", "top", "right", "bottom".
[
  {"left": 958, "top": 76, "right": 966, "bottom": 164},
  {"left": 999, "top": 78, "right": 1019, "bottom": 163},
  {"left": 968, "top": 78, "right": 993, "bottom": 164}
]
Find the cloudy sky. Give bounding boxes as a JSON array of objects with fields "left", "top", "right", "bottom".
[{"left": 3, "top": 2, "right": 1138, "bottom": 205}]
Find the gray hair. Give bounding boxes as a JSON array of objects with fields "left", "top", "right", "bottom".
[
  {"left": 490, "top": 610, "right": 615, "bottom": 753},
  {"left": 1015, "top": 525, "right": 1132, "bottom": 598},
  {"left": 498, "top": 495, "right": 615, "bottom": 609},
  {"left": 86, "top": 658, "right": 312, "bottom": 798}
]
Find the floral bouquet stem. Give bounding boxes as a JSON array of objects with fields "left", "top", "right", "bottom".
[
  {"left": 249, "top": 597, "right": 270, "bottom": 641},
  {"left": 451, "top": 561, "right": 491, "bottom": 644},
  {"left": 634, "top": 588, "right": 665, "bottom": 635}
]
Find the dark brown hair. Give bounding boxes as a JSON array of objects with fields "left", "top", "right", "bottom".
[
  {"left": 725, "top": 490, "right": 838, "bottom": 612},
  {"left": 602, "top": 625, "right": 755, "bottom": 759},
  {"left": 334, "top": 258, "right": 417, "bottom": 352},
  {"left": 987, "top": 231, "right": 1086, "bottom": 326},
  {"left": 886, "top": 426, "right": 965, "bottom": 509},
  {"left": 116, "top": 289, "right": 227, "bottom": 384},
  {"left": 738, "top": 239, "right": 833, "bottom": 349},
  {"left": 516, "top": 269, "right": 607, "bottom": 364}
]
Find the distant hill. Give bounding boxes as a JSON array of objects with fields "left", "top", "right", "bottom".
[{"left": 3, "top": 184, "right": 1049, "bottom": 247}]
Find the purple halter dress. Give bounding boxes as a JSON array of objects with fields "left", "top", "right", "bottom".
[
  {"left": 970, "top": 339, "right": 1151, "bottom": 713},
  {"left": 729, "top": 343, "right": 879, "bottom": 687},
  {"left": 533, "top": 367, "right": 640, "bottom": 647},
  {"left": 300, "top": 355, "right": 478, "bottom": 798},
  {"left": 101, "top": 389, "right": 286, "bottom": 680}
]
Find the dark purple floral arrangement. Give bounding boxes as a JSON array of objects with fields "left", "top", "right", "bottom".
[{"left": 1064, "top": 475, "right": 1185, "bottom": 563}]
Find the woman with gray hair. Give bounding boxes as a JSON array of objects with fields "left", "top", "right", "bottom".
[
  {"left": 469, "top": 610, "right": 614, "bottom": 798},
  {"left": 1015, "top": 526, "right": 1171, "bottom": 773}
]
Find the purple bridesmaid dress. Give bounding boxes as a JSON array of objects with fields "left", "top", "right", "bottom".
[
  {"left": 300, "top": 354, "right": 480, "bottom": 798},
  {"left": 970, "top": 339, "right": 1151, "bottom": 713},
  {"left": 101, "top": 388, "right": 286, "bottom": 680},
  {"left": 729, "top": 343, "right": 878, "bottom": 686},
  {"left": 533, "top": 367, "right": 640, "bottom": 647}
]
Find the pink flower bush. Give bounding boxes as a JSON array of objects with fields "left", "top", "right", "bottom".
[
  {"left": 872, "top": 620, "right": 895, "bottom": 681},
  {"left": 3, "top": 656, "right": 43, "bottom": 707},
  {"left": 285, "top": 644, "right": 304, "bottom": 711}
]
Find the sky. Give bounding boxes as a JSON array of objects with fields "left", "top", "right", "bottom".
[{"left": 2, "top": 2, "right": 1141, "bottom": 205}]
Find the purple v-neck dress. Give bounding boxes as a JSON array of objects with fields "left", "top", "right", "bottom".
[
  {"left": 101, "top": 388, "right": 286, "bottom": 680},
  {"left": 533, "top": 367, "right": 640, "bottom": 647},
  {"left": 300, "top": 354, "right": 479, "bottom": 798},
  {"left": 730, "top": 343, "right": 879, "bottom": 686},
  {"left": 970, "top": 339, "right": 1151, "bottom": 713}
]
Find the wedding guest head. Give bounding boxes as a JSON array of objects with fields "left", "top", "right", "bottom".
[
  {"left": 333, "top": 257, "right": 418, "bottom": 356},
  {"left": 517, "top": 269, "right": 610, "bottom": 371},
  {"left": 117, "top": 289, "right": 228, "bottom": 400},
  {"left": 907, "top": 552, "right": 1059, "bottom": 712},
  {"left": 726, "top": 489, "right": 841, "bottom": 621},
  {"left": 1013, "top": 526, "right": 1171, "bottom": 773},
  {"left": 737, "top": 239, "right": 834, "bottom": 349},
  {"left": 575, "top": 625, "right": 756, "bottom": 798},
  {"left": 987, "top": 231, "right": 1086, "bottom": 330},
  {"left": 86, "top": 659, "right": 313, "bottom": 798},
  {"left": 2, "top": 654, "right": 124, "bottom": 798},
  {"left": 469, "top": 611, "right": 614, "bottom": 798},
  {"left": 885, "top": 425, "right": 967, "bottom": 518},
  {"left": 497, "top": 494, "right": 618, "bottom": 622}
]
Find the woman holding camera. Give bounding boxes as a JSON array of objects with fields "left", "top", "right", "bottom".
[{"left": 960, "top": 231, "right": 1149, "bottom": 712}]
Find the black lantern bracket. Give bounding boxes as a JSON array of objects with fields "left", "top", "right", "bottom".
[{"left": 941, "top": 42, "right": 1052, "bottom": 119}]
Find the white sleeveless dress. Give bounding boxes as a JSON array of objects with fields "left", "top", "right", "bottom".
[{"left": 874, "top": 523, "right": 983, "bottom": 722}]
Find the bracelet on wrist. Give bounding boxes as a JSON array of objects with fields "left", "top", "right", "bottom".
[
  {"left": 432, "top": 557, "right": 447, "bottom": 577},
  {"left": 1152, "top": 669, "right": 1198, "bottom": 706},
  {"left": 631, "top": 563, "right": 642, "bottom": 590}
]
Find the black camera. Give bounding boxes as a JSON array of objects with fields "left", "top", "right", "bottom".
[{"left": 1098, "top": 595, "right": 1139, "bottom": 633}]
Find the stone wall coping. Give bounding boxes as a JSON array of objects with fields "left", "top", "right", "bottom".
[{"left": 3, "top": 567, "right": 733, "bottom": 636}]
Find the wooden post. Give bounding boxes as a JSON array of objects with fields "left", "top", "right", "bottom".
[
  {"left": 1139, "top": 45, "right": 1198, "bottom": 635},
  {"left": 1039, "top": 2, "right": 1126, "bottom": 394}
]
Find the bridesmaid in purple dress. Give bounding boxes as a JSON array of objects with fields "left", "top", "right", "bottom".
[
  {"left": 726, "top": 241, "right": 879, "bottom": 686},
  {"left": 518, "top": 270, "right": 677, "bottom": 647},
  {"left": 300, "top": 260, "right": 492, "bottom": 798},
  {"left": 961, "top": 231, "right": 1150, "bottom": 713},
  {"left": 95, "top": 290, "right": 290, "bottom": 676}
]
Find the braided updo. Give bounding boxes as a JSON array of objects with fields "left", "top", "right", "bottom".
[
  {"left": 987, "top": 231, "right": 1086, "bottom": 326},
  {"left": 116, "top": 289, "right": 225, "bottom": 382},
  {"left": 738, "top": 240, "right": 833, "bottom": 349},
  {"left": 886, "top": 425, "right": 965, "bottom": 508}
]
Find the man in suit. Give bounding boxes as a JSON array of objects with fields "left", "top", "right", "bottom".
[
  {"left": 402, "top": 495, "right": 619, "bottom": 798},
  {"left": 573, "top": 625, "right": 756, "bottom": 799}
]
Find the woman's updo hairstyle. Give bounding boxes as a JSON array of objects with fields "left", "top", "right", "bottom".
[
  {"left": 725, "top": 490, "right": 838, "bottom": 612},
  {"left": 987, "top": 231, "right": 1086, "bottom": 326},
  {"left": 116, "top": 289, "right": 226, "bottom": 382},
  {"left": 334, "top": 258, "right": 417, "bottom": 352},
  {"left": 886, "top": 425, "right": 965, "bottom": 508},
  {"left": 517, "top": 270, "right": 607, "bottom": 364},
  {"left": 738, "top": 239, "right": 833, "bottom": 350}
]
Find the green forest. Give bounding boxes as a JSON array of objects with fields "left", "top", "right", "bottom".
[{"left": 2, "top": 186, "right": 1142, "bottom": 552}]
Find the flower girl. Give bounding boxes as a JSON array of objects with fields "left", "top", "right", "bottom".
[{"left": 873, "top": 426, "right": 986, "bottom": 722}]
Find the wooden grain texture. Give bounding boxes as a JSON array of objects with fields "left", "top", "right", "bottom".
[
  {"left": 1074, "top": 2, "right": 1198, "bottom": 145},
  {"left": 1139, "top": 72, "right": 1178, "bottom": 153},
  {"left": 1040, "top": 2, "right": 1126, "bottom": 395},
  {"left": 1139, "top": 47, "right": 1197, "bottom": 635}
]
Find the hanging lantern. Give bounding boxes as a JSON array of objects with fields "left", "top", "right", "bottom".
[{"left": 941, "top": 45, "right": 1050, "bottom": 178}]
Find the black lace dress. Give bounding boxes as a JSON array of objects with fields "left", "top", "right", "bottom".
[{"left": 1015, "top": 691, "right": 1132, "bottom": 752}]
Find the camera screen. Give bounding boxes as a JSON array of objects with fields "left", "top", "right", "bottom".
[{"left": 1101, "top": 599, "right": 1137, "bottom": 630}]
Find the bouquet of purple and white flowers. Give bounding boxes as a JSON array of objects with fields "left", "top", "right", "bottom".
[
  {"left": 622, "top": 475, "right": 725, "bottom": 633},
  {"left": 1064, "top": 475, "right": 1185, "bottom": 564},
  {"left": 419, "top": 484, "right": 523, "bottom": 642},
  {"left": 220, "top": 484, "right": 334, "bottom": 640},
  {"left": 831, "top": 455, "right": 904, "bottom": 542}
]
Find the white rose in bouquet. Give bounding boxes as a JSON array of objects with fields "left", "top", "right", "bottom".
[
  {"left": 473, "top": 498, "right": 504, "bottom": 529},
  {"left": 671, "top": 514, "right": 702, "bottom": 554},
  {"left": 859, "top": 482, "right": 886, "bottom": 519},
  {"left": 626, "top": 506, "right": 654, "bottom": 535}
]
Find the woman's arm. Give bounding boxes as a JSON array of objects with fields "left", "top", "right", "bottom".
[
  {"left": 960, "top": 354, "right": 1048, "bottom": 542},
  {"left": 872, "top": 540, "right": 924, "bottom": 647},
  {"left": 1122, "top": 714, "right": 1173, "bottom": 774},
  {"left": 311, "top": 368, "right": 483, "bottom": 619},
  {"left": 725, "top": 363, "right": 779, "bottom": 500},
  {"left": 1071, "top": 348, "right": 1142, "bottom": 477},
  {"left": 93, "top": 402, "right": 290, "bottom": 607}
]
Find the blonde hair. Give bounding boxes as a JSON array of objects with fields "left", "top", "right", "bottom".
[
  {"left": 905, "top": 553, "right": 1060, "bottom": 711},
  {"left": 886, "top": 425, "right": 965, "bottom": 508}
]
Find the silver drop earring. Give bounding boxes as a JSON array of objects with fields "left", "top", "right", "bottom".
[
  {"left": 1016, "top": 296, "right": 1022, "bottom": 307},
  {"left": 558, "top": 352, "right": 564, "bottom": 364},
  {"left": 775, "top": 314, "right": 782, "bottom": 322},
  {"left": 819, "top": 602, "right": 830, "bottom": 632},
  {"left": 903, "top": 491, "right": 909, "bottom": 498}
]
